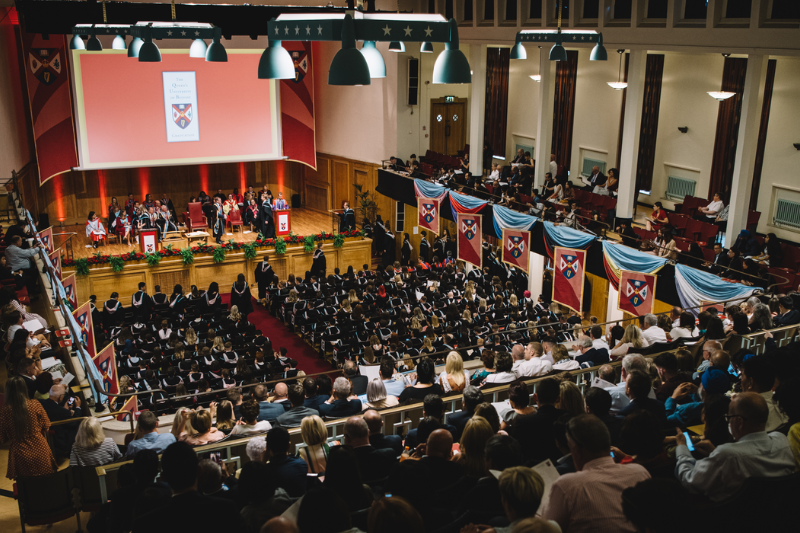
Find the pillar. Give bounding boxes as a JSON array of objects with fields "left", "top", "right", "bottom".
[
  {"left": 534, "top": 47, "right": 556, "bottom": 189},
  {"left": 616, "top": 49, "right": 647, "bottom": 221},
  {"left": 529, "top": 252, "right": 545, "bottom": 298},
  {"left": 726, "top": 54, "right": 767, "bottom": 239},
  {"left": 469, "top": 44, "right": 487, "bottom": 175}
]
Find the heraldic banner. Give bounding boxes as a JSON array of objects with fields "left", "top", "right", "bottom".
[
  {"left": 553, "top": 247, "right": 585, "bottom": 313},
  {"left": 617, "top": 270, "right": 657, "bottom": 317},
  {"left": 502, "top": 229, "right": 531, "bottom": 274},
  {"left": 418, "top": 197, "right": 440, "bottom": 234},
  {"left": 457, "top": 213, "right": 482, "bottom": 269},
  {"left": 73, "top": 300, "right": 96, "bottom": 358},
  {"left": 93, "top": 343, "right": 120, "bottom": 406},
  {"left": 280, "top": 41, "right": 316, "bottom": 170},
  {"left": 37, "top": 226, "right": 54, "bottom": 254},
  {"left": 49, "top": 249, "right": 62, "bottom": 280},
  {"left": 21, "top": 34, "right": 78, "bottom": 185},
  {"left": 62, "top": 273, "right": 78, "bottom": 309}
]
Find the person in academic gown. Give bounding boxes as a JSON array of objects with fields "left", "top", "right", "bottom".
[
  {"left": 401, "top": 233, "right": 412, "bottom": 266},
  {"left": 131, "top": 282, "right": 152, "bottom": 322},
  {"left": 339, "top": 202, "right": 356, "bottom": 232},
  {"left": 419, "top": 230, "right": 431, "bottom": 263},
  {"left": 260, "top": 196, "right": 275, "bottom": 239},
  {"left": 382, "top": 223, "right": 396, "bottom": 267},
  {"left": 230, "top": 274, "right": 254, "bottom": 319},
  {"left": 103, "top": 292, "right": 124, "bottom": 329},
  {"left": 311, "top": 242, "right": 327, "bottom": 278},
  {"left": 254, "top": 258, "right": 274, "bottom": 304}
]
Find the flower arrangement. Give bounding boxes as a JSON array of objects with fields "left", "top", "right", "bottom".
[
  {"left": 242, "top": 242, "right": 257, "bottom": 260},
  {"left": 275, "top": 237, "right": 287, "bottom": 255},
  {"left": 109, "top": 256, "right": 124, "bottom": 272},
  {"left": 303, "top": 235, "right": 315, "bottom": 253},
  {"left": 145, "top": 253, "right": 161, "bottom": 266},
  {"left": 180, "top": 247, "right": 194, "bottom": 265},
  {"left": 212, "top": 246, "right": 227, "bottom": 263},
  {"left": 75, "top": 258, "right": 90, "bottom": 276}
]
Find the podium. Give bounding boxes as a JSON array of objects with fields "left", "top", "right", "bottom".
[
  {"left": 274, "top": 210, "right": 291, "bottom": 236},
  {"left": 139, "top": 229, "right": 159, "bottom": 254}
]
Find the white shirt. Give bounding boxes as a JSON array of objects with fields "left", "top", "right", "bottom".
[
  {"left": 761, "top": 391, "right": 789, "bottom": 432},
  {"left": 669, "top": 327, "right": 694, "bottom": 340},
  {"left": 553, "top": 359, "right": 580, "bottom": 371},
  {"left": 484, "top": 371, "right": 518, "bottom": 385},
  {"left": 675, "top": 432, "right": 795, "bottom": 501},
  {"left": 550, "top": 160, "right": 558, "bottom": 178},
  {"left": 230, "top": 420, "right": 272, "bottom": 435},
  {"left": 513, "top": 358, "right": 553, "bottom": 378},
  {"left": 642, "top": 326, "right": 668, "bottom": 346},
  {"left": 541, "top": 351, "right": 555, "bottom": 365},
  {"left": 704, "top": 200, "right": 724, "bottom": 219},
  {"left": 488, "top": 169, "right": 500, "bottom": 182},
  {"left": 592, "top": 338, "right": 609, "bottom": 351}
]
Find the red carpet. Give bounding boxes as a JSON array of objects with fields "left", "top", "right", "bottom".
[{"left": 221, "top": 293, "right": 331, "bottom": 375}]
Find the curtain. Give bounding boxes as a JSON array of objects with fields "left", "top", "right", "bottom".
[
  {"left": 708, "top": 57, "right": 748, "bottom": 203},
  {"left": 483, "top": 47, "right": 510, "bottom": 158},
  {"left": 749, "top": 59, "right": 777, "bottom": 213},
  {"left": 551, "top": 50, "right": 579, "bottom": 172},
  {"left": 615, "top": 53, "right": 629, "bottom": 170},
  {"left": 634, "top": 54, "right": 665, "bottom": 193}
]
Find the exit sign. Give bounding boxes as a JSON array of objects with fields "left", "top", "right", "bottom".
[{"left": 444, "top": 96, "right": 455, "bottom": 102}]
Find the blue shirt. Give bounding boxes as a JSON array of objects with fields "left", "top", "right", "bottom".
[
  {"left": 125, "top": 431, "right": 176, "bottom": 456},
  {"left": 383, "top": 378, "right": 407, "bottom": 398},
  {"left": 665, "top": 394, "right": 704, "bottom": 428}
]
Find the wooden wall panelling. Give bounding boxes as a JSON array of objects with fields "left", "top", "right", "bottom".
[
  {"left": 290, "top": 252, "right": 314, "bottom": 277},
  {"left": 403, "top": 203, "right": 423, "bottom": 262},
  {"left": 332, "top": 160, "right": 350, "bottom": 211},
  {"left": 270, "top": 256, "right": 288, "bottom": 281},
  {"left": 586, "top": 273, "right": 609, "bottom": 324},
  {"left": 194, "top": 254, "right": 249, "bottom": 289},
  {"left": 152, "top": 268, "right": 192, "bottom": 295},
  {"left": 90, "top": 270, "right": 146, "bottom": 303}
]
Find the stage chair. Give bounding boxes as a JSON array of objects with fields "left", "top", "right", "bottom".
[
  {"left": 185, "top": 202, "right": 208, "bottom": 231},
  {"left": 14, "top": 470, "right": 80, "bottom": 533},
  {"left": 105, "top": 219, "right": 119, "bottom": 245},
  {"left": 227, "top": 209, "right": 244, "bottom": 234}
]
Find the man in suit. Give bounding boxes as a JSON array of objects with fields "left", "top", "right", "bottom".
[
  {"left": 303, "top": 376, "right": 330, "bottom": 410},
  {"left": 584, "top": 165, "right": 606, "bottom": 191},
  {"left": 419, "top": 430, "right": 466, "bottom": 489},
  {"left": 343, "top": 360, "right": 368, "bottom": 396},
  {"left": 574, "top": 336, "right": 610, "bottom": 366},
  {"left": 266, "top": 427, "right": 308, "bottom": 497},
  {"left": 254, "top": 383, "right": 285, "bottom": 423},
  {"left": 510, "top": 378, "right": 567, "bottom": 464},
  {"left": 402, "top": 394, "right": 458, "bottom": 449},
  {"left": 39, "top": 383, "right": 81, "bottom": 459},
  {"left": 617, "top": 371, "right": 668, "bottom": 428},
  {"left": 447, "top": 386, "right": 485, "bottom": 443},
  {"left": 318, "top": 377, "right": 362, "bottom": 418},
  {"left": 132, "top": 442, "right": 245, "bottom": 533},
  {"left": 773, "top": 296, "right": 800, "bottom": 327},
  {"left": 276, "top": 383, "right": 320, "bottom": 427},
  {"left": 704, "top": 242, "right": 731, "bottom": 274},
  {"left": 344, "top": 417, "right": 396, "bottom": 484},
  {"left": 363, "top": 409, "right": 402, "bottom": 455}
]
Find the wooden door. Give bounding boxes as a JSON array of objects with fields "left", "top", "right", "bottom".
[{"left": 430, "top": 98, "right": 468, "bottom": 156}]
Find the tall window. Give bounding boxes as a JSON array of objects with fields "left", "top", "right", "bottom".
[
  {"left": 583, "top": 0, "right": 600, "bottom": 18},
  {"left": 464, "top": 0, "right": 474, "bottom": 21},
  {"left": 445, "top": 0, "right": 453, "bottom": 20},
  {"left": 484, "top": 0, "right": 496, "bottom": 21},
  {"left": 613, "top": 0, "right": 632, "bottom": 18},
  {"left": 505, "top": 0, "right": 518, "bottom": 21},
  {"left": 529, "top": 0, "right": 543, "bottom": 18},
  {"left": 771, "top": 0, "right": 800, "bottom": 18},
  {"left": 647, "top": 0, "right": 668, "bottom": 18},
  {"left": 684, "top": 0, "right": 708, "bottom": 19},
  {"left": 725, "top": 0, "right": 751, "bottom": 18},
  {"left": 554, "top": 0, "right": 570, "bottom": 19}
]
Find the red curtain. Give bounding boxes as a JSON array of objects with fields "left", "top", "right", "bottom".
[
  {"left": 708, "top": 57, "right": 748, "bottom": 202},
  {"left": 749, "top": 59, "right": 777, "bottom": 213},
  {"left": 483, "top": 47, "right": 510, "bottom": 158},
  {"left": 634, "top": 54, "right": 665, "bottom": 193},
  {"left": 551, "top": 50, "right": 579, "bottom": 172}
]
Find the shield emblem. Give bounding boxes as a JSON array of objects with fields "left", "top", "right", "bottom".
[
  {"left": 462, "top": 220, "right": 477, "bottom": 240},
  {"left": 508, "top": 236, "right": 525, "bottom": 259},
  {"left": 76, "top": 313, "right": 89, "bottom": 345},
  {"left": 290, "top": 50, "right": 309, "bottom": 83},
  {"left": 560, "top": 254, "right": 579, "bottom": 280},
  {"left": 626, "top": 279, "right": 648, "bottom": 307},
  {"left": 29, "top": 48, "right": 62, "bottom": 86},
  {"left": 422, "top": 203, "right": 436, "bottom": 223},
  {"left": 172, "top": 104, "right": 193, "bottom": 129}
]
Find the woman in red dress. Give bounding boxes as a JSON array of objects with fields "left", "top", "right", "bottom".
[
  {"left": 0, "top": 376, "right": 57, "bottom": 480},
  {"left": 646, "top": 201, "right": 670, "bottom": 232}
]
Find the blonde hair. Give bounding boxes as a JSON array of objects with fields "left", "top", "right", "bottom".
[
  {"left": 185, "top": 327, "right": 197, "bottom": 345},
  {"left": 431, "top": 315, "right": 440, "bottom": 328},
  {"left": 461, "top": 309, "right": 472, "bottom": 322},
  {"left": 557, "top": 381, "right": 585, "bottom": 417},
  {"left": 411, "top": 317, "right": 421, "bottom": 330},
  {"left": 190, "top": 409, "right": 213, "bottom": 434},
  {"left": 228, "top": 305, "right": 241, "bottom": 321},
  {"left": 445, "top": 351, "right": 466, "bottom": 389},
  {"left": 287, "top": 290, "right": 298, "bottom": 303},
  {"left": 413, "top": 308, "right": 424, "bottom": 321},
  {"left": 551, "top": 344, "right": 570, "bottom": 363},
  {"left": 621, "top": 325, "right": 644, "bottom": 348},
  {"left": 75, "top": 417, "right": 105, "bottom": 450},
  {"left": 215, "top": 400, "right": 236, "bottom": 431},
  {"left": 301, "top": 415, "right": 328, "bottom": 447},
  {"left": 341, "top": 300, "right": 352, "bottom": 312},
  {"left": 173, "top": 407, "right": 195, "bottom": 437},
  {"left": 212, "top": 336, "right": 225, "bottom": 352},
  {"left": 402, "top": 354, "right": 414, "bottom": 370},
  {"left": 460, "top": 416, "right": 493, "bottom": 477},
  {"left": 423, "top": 338, "right": 433, "bottom": 350},
  {"left": 348, "top": 289, "right": 359, "bottom": 304},
  {"left": 510, "top": 294, "right": 519, "bottom": 307}
]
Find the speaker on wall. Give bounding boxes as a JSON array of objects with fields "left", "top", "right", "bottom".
[{"left": 291, "top": 194, "right": 301, "bottom": 208}]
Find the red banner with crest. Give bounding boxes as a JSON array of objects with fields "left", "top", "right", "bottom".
[
  {"left": 62, "top": 273, "right": 78, "bottom": 309},
  {"left": 418, "top": 197, "right": 440, "bottom": 235},
  {"left": 617, "top": 270, "right": 657, "bottom": 317},
  {"left": 37, "top": 226, "right": 53, "bottom": 254},
  {"left": 501, "top": 229, "right": 531, "bottom": 274},
  {"left": 457, "top": 213, "right": 482, "bottom": 269},
  {"left": 280, "top": 41, "right": 316, "bottom": 170},
  {"left": 49, "top": 249, "right": 62, "bottom": 280},
  {"left": 93, "top": 343, "right": 120, "bottom": 406},
  {"left": 553, "top": 247, "right": 585, "bottom": 313},
  {"left": 73, "top": 300, "right": 96, "bottom": 358}
]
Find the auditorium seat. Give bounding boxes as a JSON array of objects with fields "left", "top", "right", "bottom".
[
  {"left": 227, "top": 209, "right": 244, "bottom": 233},
  {"left": 670, "top": 213, "right": 689, "bottom": 236},
  {"left": 185, "top": 202, "right": 208, "bottom": 231},
  {"left": 746, "top": 210, "right": 761, "bottom": 234},
  {"left": 697, "top": 222, "right": 719, "bottom": 247}
]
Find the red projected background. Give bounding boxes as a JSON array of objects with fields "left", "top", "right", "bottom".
[{"left": 72, "top": 50, "right": 281, "bottom": 169}]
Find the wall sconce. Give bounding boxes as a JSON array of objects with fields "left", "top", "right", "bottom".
[{"left": 678, "top": 127, "right": 688, "bottom": 134}]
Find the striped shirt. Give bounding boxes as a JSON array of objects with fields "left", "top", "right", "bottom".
[
  {"left": 543, "top": 456, "right": 650, "bottom": 533},
  {"left": 69, "top": 438, "right": 122, "bottom": 466}
]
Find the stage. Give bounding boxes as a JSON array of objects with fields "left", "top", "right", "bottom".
[{"left": 62, "top": 208, "right": 342, "bottom": 260}]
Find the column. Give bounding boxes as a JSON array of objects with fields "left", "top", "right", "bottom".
[
  {"left": 529, "top": 252, "right": 545, "bottom": 298},
  {"left": 534, "top": 46, "right": 556, "bottom": 189},
  {"left": 726, "top": 54, "right": 767, "bottom": 238},
  {"left": 616, "top": 49, "right": 647, "bottom": 221},
  {"left": 468, "top": 44, "right": 487, "bottom": 175}
]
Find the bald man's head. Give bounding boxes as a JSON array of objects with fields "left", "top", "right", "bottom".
[
  {"left": 426, "top": 429, "right": 454, "bottom": 459},
  {"left": 273, "top": 383, "right": 288, "bottom": 400},
  {"left": 732, "top": 392, "right": 769, "bottom": 429},
  {"left": 511, "top": 344, "right": 524, "bottom": 361},
  {"left": 710, "top": 350, "right": 730, "bottom": 370},
  {"left": 260, "top": 516, "right": 299, "bottom": 533},
  {"left": 363, "top": 409, "right": 383, "bottom": 434}
]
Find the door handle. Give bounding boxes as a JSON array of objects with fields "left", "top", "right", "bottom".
[{"left": 445, "top": 125, "right": 451, "bottom": 137}]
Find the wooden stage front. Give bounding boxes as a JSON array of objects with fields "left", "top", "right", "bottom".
[{"left": 62, "top": 208, "right": 340, "bottom": 260}]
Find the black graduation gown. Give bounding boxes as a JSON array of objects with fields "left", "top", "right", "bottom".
[
  {"left": 202, "top": 203, "right": 223, "bottom": 241},
  {"left": 230, "top": 281, "right": 254, "bottom": 315},
  {"left": 401, "top": 239, "right": 412, "bottom": 266},
  {"left": 432, "top": 239, "right": 445, "bottom": 262},
  {"left": 261, "top": 203, "right": 275, "bottom": 238},
  {"left": 383, "top": 231, "right": 397, "bottom": 266},
  {"left": 311, "top": 249, "right": 327, "bottom": 277},
  {"left": 130, "top": 290, "right": 151, "bottom": 321},
  {"left": 419, "top": 238, "right": 430, "bottom": 263},
  {"left": 254, "top": 260, "right": 274, "bottom": 300},
  {"left": 103, "top": 299, "right": 124, "bottom": 329}
]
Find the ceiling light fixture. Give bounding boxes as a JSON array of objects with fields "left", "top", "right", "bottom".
[
  {"left": 112, "top": 34, "right": 127, "bottom": 50},
  {"left": 388, "top": 41, "right": 405, "bottom": 52},
  {"left": 69, "top": 34, "right": 85, "bottom": 50},
  {"left": 708, "top": 91, "right": 736, "bottom": 101},
  {"left": 128, "top": 37, "right": 143, "bottom": 58},
  {"left": 205, "top": 34, "right": 227, "bottom": 62},
  {"left": 608, "top": 49, "right": 627, "bottom": 90},
  {"left": 258, "top": 39, "right": 295, "bottom": 79},
  {"left": 420, "top": 41, "right": 433, "bottom": 53},
  {"left": 329, "top": 14, "right": 371, "bottom": 86},
  {"left": 360, "top": 40, "right": 387, "bottom": 78},
  {"left": 549, "top": 1, "right": 567, "bottom": 61},
  {"left": 189, "top": 38, "right": 207, "bottom": 58},
  {"left": 510, "top": 41, "right": 526, "bottom": 60},
  {"left": 432, "top": 18, "right": 471, "bottom": 84}
]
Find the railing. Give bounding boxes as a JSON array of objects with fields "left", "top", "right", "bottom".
[
  {"left": 52, "top": 232, "right": 78, "bottom": 261},
  {"left": 50, "top": 409, "right": 136, "bottom": 435}
]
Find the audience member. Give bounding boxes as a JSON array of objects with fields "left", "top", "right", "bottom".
[
  {"left": 70, "top": 417, "right": 122, "bottom": 466},
  {"left": 510, "top": 378, "right": 567, "bottom": 464},
  {"left": 126, "top": 410, "right": 176, "bottom": 456},
  {"left": 267, "top": 426, "right": 308, "bottom": 497}
]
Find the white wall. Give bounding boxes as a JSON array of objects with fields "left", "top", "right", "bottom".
[
  {"left": 505, "top": 48, "right": 540, "bottom": 162},
  {"left": 314, "top": 40, "right": 398, "bottom": 164},
  {"left": 754, "top": 56, "right": 800, "bottom": 241},
  {"left": 396, "top": 42, "right": 471, "bottom": 161},
  {"left": 0, "top": 13, "right": 31, "bottom": 179}
]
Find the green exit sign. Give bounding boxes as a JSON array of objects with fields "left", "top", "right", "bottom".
[{"left": 444, "top": 96, "right": 455, "bottom": 102}]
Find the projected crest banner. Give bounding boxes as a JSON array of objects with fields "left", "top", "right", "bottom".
[
  {"left": 418, "top": 197, "right": 440, "bottom": 234},
  {"left": 93, "top": 343, "right": 120, "bottom": 405},
  {"left": 554, "top": 247, "right": 585, "bottom": 313},
  {"left": 62, "top": 273, "right": 78, "bottom": 309},
  {"left": 73, "top": 301, "right": 96, "bottom": 358},
  {"left": 502, "top": 229, "right": 531, "bottom": 273},
  {"left": 618, "top": 270, "right": 657, "bottom": 317},
  {"left": 280, "top": 41, "right": 317, "bottom": 169},
  {"left": 457, "top": 213, "right": 482, "bottom": 269}
]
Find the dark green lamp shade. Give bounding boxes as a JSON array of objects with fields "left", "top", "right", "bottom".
[
  {"left": 432, "top": 43, "right": 471, "bottom": 84},
  {"left": 112, "top": 34, "right": 127, "bottom": 50},
  {"left": 388, "top": 41, "right": 405, "bottom": 52},
  {"left": 420, "top": 41, "right": 433, "bottom": 53},
  {"left": 86, "top": 35, "right": 102, "bottom": 51},
  {"left": 70, "top": 34, "right": 85, "bottom": 50},
  {"left": 138, "top": 40, "right": 161, "bottom": 62},
  {"left": 328, "top": 48, "right": 371, "bottom": 85},
  {"left": 549, "top": 41, "right": 567, "bottom": 62},
  {"left": 258, "top": 41, "right": 295, "bottom": 79},
  {"left": 128, "top": 37, "right": 143, "bottom": 58},
  {"left": 360, "top": 41, "right": 386, "bottom": 78},
  {"left": 189, "top": 39, "right": 207, "bottom": 58},
  {"left": 205, "top": 39, "right": 227, "bottom": 62},
  {"left": 510, "top": 42, "right": 526, "bottom": 60},
  {"left": 590, "top": 34, "right": 607, "bottom": 61}
]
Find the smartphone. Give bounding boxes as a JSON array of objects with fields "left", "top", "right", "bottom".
[
  {"left": 210, "top": 451, "right": 222, "bottom": 464},
  {"left": 683, "top": 432, "right": 695, "bottom": 452},
  {"left": 67, "top": 396, "right": 76, "bottom": 407}
]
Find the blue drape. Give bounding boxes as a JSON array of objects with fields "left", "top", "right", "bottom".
[
  {"left": 542, "top": 221, "right": 596, "bottom": 252},
  {"left": 602, "top": 241, "right": 669, "bottom": 274},
  {"left": 491, "top": 205, "right": 538, "bottom": 239}
]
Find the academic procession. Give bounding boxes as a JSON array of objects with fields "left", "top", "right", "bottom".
[{"left": 2, "top": 1, "right": 800, "bottom": 533}]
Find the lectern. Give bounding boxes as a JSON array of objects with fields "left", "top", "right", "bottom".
[
  {"left": 139, "top": 229, "right": 160, "bottom": 254},
  {"left": 274, "top": 210, "right": 291, "bottom": 236}
]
